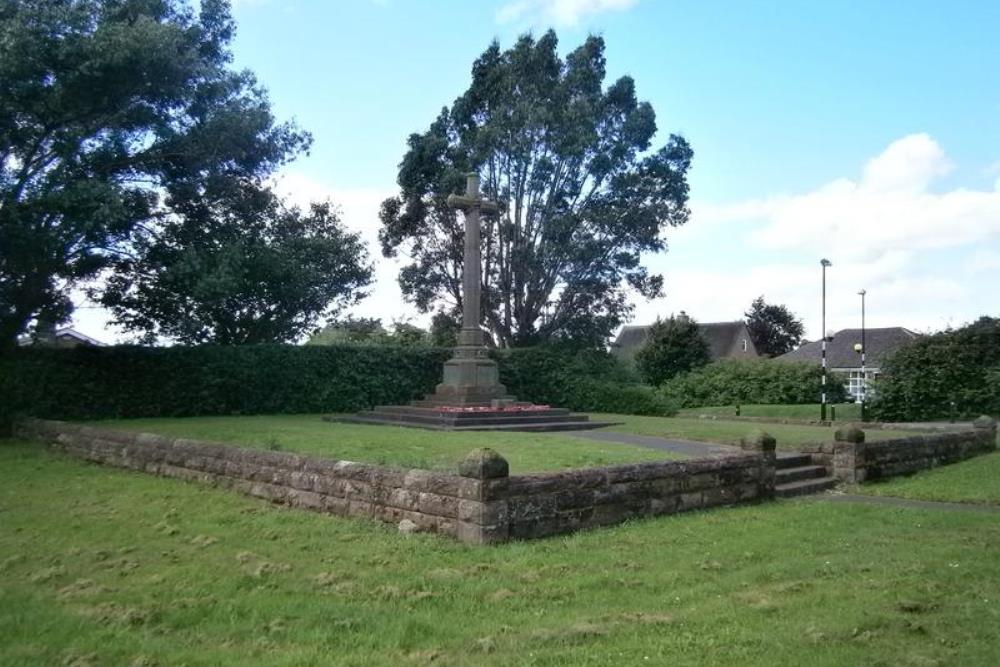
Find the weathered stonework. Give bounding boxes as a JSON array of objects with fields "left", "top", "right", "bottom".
[
  {"left": 17, "top": 418, "right": 778, "bottom": 543},
  {"left": 831, "top": 418, "right": 997, "bottom": 483}
]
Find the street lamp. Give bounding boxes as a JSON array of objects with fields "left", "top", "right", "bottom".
[
  {"left": 857, "top": 289, "right": 867, "bottom": 422},
  {"left": 820, "top": 259, "right": 832, "bottom": 421}
]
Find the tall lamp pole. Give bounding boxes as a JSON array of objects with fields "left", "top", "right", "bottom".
[
  {"left": 857, "top": 289, "right": 867, "bottom": 422},
  {"left": 820, "top": 259, "right": 832, "bottom": 421}
]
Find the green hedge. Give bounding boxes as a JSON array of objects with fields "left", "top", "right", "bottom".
[
  {"left": 497, "top": 346, "right": 678, "bottom": 416},
  {"left": 659, "top": 359, "right": 848, "bottom": 408},
  {"left": 0, "top": 343, "right": 672, "bottom": 424},
  {"left": 870, "top": 317, "right": 1000, "bottom": 421},
  {"left": 0, "top": 345, "right": 450, "bottom": 422}
]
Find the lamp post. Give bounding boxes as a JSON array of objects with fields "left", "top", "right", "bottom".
[
  {"left": 857, "top": 289, "right": 866, "bottom": 422},
  {"left": 820, "top": 259, "right": 832, "bottom": 421}
]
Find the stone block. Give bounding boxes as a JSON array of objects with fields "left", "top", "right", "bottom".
[
  {"left": 458, "top": 448, "right": 509, "bottom": 479},
  {"left": 834, "top": 424, "right": 866, "bottom": 443},
  {"left": 740, "top": 430, "right": 776, "bottom": 453}
]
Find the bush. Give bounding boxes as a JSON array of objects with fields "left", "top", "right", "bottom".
[
  {"left": 869, "top": 317, "right": 1000, "bottom": 421},
  {"left": 660, "top": 359, "right": 848, "bottom": 408},
  {"left": 497, "top": 346, "right": 678, "bottom": 416},
  {"left": 0, "top": 343, "right": 674, "bottom": 423},
  {"left": 634, "top": 316, "right": 711, "bottom": 385},
  {"left": 0, "top": 345, "right": 451, "bottom": 422}
]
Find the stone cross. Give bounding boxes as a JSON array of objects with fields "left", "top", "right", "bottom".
[
  {"left": 447, "top": 172, "right": 498, "bottom": 348},
  {"left": 425, "top": 172, "right": 508, "bottom": 405}
]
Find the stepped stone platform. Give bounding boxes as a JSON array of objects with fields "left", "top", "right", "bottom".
[
  {"left": 774, "top": 453, "right": 837, "bottom": 497},
  {"left": 328, "top": 403, "right": 618, "bottom": 432}
]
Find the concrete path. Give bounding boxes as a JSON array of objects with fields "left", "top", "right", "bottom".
[
  {"left": 566, "top": 430, "right": 740, "bottom": 457},
  {"left": 805, "top": 494, "right": 1000, "bottom": 514}
]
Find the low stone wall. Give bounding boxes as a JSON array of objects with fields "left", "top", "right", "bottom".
[
  {"left": 16, "top": 419, "right": 776, "bottom": 544},
  {"left": 831, "top": 418, "right": 997, "bottom": 483}
]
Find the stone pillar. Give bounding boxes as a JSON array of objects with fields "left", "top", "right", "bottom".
[
  {"left": 740, "top": 430, "right": 776, "bottom": 498},
  {"left": 973, "top": 416, "right": 998, "bottom": 451},
  {"left": 832, "top": 424, "right": 866, "bottom": 483},
  {"left": 456, "top": 448, "right": 509, "bottom": 544}
]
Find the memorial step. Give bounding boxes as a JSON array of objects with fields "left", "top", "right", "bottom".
[
  {"left": 774, "top": 476, "right": 838, "bottom": 498},
  {"left": 775, "top": 465, "right": 828, "bottom": 485}
]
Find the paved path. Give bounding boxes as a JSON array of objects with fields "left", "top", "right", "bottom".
[
  {"left": 566, "top": 430, "right": 740, "bottom": 457},
  {"left": 805, "top": 494, "right": 1000, "bottom": 514}
]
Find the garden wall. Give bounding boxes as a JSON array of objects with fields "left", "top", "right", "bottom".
[
  {"left": 15, "top": 419, "right": 775, "bottom": 544},
  {"left": 830, "top": 419, "right": 997, "bottom": 483}
]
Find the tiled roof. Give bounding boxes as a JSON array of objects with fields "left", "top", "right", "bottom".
[
  {"left": 776, "top": 327, "right": 918, "bottom": 368},
  {"left": 613, "top": 321, "right": 756, "bottom": 360}
]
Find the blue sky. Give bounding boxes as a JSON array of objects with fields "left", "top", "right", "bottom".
[{"left": 76, "top": 0, "right": 1000, "bottom": 341}]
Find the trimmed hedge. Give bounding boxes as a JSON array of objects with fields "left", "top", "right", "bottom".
[
  {"left": 497, "top": 346, "right": 679, "bottom": 416},
  {"left": 660, "top": 359, "right": 848, "bottom": 408},
  {"left": 0, "top": 343, "right": 673, "bottom": 424},
  {"left": 870, "top": 317, "right": 1000, "bottom": 421}
]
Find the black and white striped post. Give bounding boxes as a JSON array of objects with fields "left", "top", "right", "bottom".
[
  {"left": 820, "top": 259, "right": 832, "bottom": 421},
  {"left": 858, "top": 289, "right": 866, "bottom": 422}
]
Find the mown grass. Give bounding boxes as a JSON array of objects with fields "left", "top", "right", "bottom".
[
  {"left": 96, "top": 414, "right": 677, "bottom": 474},
  {"left": 588, "top": 414, "right": 914, "bottom": 451},
  {"left": 678, "top": 403, "right": 862, "bottom": 421},
  {"left": 853, "top": 451, "right": 1000, "bottom": 506},
  {"left": 3, "top": 439, "right": 1000, "bottom": 666}
]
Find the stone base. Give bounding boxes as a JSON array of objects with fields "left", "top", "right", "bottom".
[{"left": 329, "top": 406, "right": 618, "bottom": 432}]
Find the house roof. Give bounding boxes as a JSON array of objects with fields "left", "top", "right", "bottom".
[
  {"left": 776, "top": 327, "right": 918, "bottom": 368},
  {"left": 17, "top": 327, "right": 106, "bottom": 347},
  {"left": 614, "top": 321, "right": 755, "bottom": 360}
]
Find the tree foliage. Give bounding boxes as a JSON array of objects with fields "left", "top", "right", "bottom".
[
  {"left": 634, "top": 315, "right": 710, "bottom": 385},
  {"left": 378, "top": 31, "right": 693, "bottom": 348},
  {"left": 0, "top": 0, "right": 307, "bottom": 348},
  {"left": 660, "top": 359, "right": 848, "bottom": 408},
  {"left": 308, "top": 317, "right": 431, "bottom": 347},
  {"left": 101, "top": 183, "right": 372, "bottom": 344},
  {"left": 745, "top": 296, "right": 805, "bottom": 357},
  {"left": 870, "top": 316, "right": 1000, "bottom": 421}
]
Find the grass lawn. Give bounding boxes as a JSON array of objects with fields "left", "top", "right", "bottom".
[
  {"left": 589, "top": 414, "right": 914, "bottom": 451},
  {"left": 3, "top": 439, "right": 1000, "bottom": 666},
  {"left": 95, "top": 414, "right": 677, "bottom": 474},
  {"left": 852, "top": 451, "right": 1000, "bottom": 506},
  {"left": 678, "top": 403, "right": 862, "bottom": 421}
]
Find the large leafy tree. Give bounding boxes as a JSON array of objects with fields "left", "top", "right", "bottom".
[
  {"left": 101, "top": 182, "right": 372, "bottom": 344},
  {"left": 634, "top": 314, "right": 710, "bottom": 386},
  {"left": 0, "top": 0, "right": 307, "bottom": 348},
  {"left": 379, "top": 31, "right": 693, "bottom": 348},
  {"left": 744, "top": 296, "right": 805, "bottom": 357}
]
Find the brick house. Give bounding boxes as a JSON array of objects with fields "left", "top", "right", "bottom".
[{"left": 612, "top": 318, "right": 759, "bottom": 363}]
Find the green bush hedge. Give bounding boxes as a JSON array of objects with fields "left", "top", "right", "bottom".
[
  {"left": 0, "top": 343, "right": 673, "bottom": 424},
  {"left": 870, "top": 317, "right": 1000, "bottom": 421},
  {"left": 659, "top": 359, "right": 848, "bottom": 408},
  {"left": 497, "top": 346, "right": 678, "bottom": 416}
]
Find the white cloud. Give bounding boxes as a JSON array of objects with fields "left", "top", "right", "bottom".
[
  {"left": 496, "top": 0, "right": 638, "bottom": 27},
  {"left": 630, "top": 134, "right": 1000, "bottom": 340}
]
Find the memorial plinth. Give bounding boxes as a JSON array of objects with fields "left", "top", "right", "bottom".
[{"left": 333, "top": 173, "right": 613, "bottom": 432}]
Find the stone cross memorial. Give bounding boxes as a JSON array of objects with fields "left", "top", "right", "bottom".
[
  {"left": 430, "top": 172, "right": 508, "bottom": 405},
  {"left": 333, "top": 171, "right": 610, "bottom": 431}
]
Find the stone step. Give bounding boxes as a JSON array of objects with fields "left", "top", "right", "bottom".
[
  {"left": 374, "top": 405, "right": 574, "bottom": 420},
  {"left": 326, "top": 414, "right": 617, "bottom": 433},
  {"left": 774, "top": 476, "right": 838, "bottom": 498},
  {"left": 776, "top": 453, "right": 813, "bottom": 469},
  {"left": 366, "top": 410, "right": 585, "bottom": 427},
  {"left": 775, "top": 465, "right": 827, "bottom": 484}
]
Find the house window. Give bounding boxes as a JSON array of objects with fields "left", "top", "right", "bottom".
[{"left": 845, "top": 370, "right": 878, "bottom": 400}]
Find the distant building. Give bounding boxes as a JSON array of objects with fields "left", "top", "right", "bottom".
[
  {"left": 776, "top": 327, "right": 919, "bottom": 399},
  {"left": 18, "top": 327, "right": 106, "bottom": 348},
  {"left": 612, "top": 319, "right": 759, "bottom": 363}
]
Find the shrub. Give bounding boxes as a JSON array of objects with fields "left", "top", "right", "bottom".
[
  {"left": 0, "top": 343, "right": 674, "bottom": 423},
  {"left": 634, "top": 316, "right": 711, "bottom": 385},
  {"left": 497, "top": 346, "right": 678, "bottom": 416},
  {"left": 659, "top": 359, "right": 848, "bottom": 408},
  {"left": 869, "top": 316, "right": 1000, "bottom": 421}
]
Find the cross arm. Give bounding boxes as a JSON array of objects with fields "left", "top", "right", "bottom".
[{"left": 447, "top": 194, "right": 500, "bottom": 214}]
